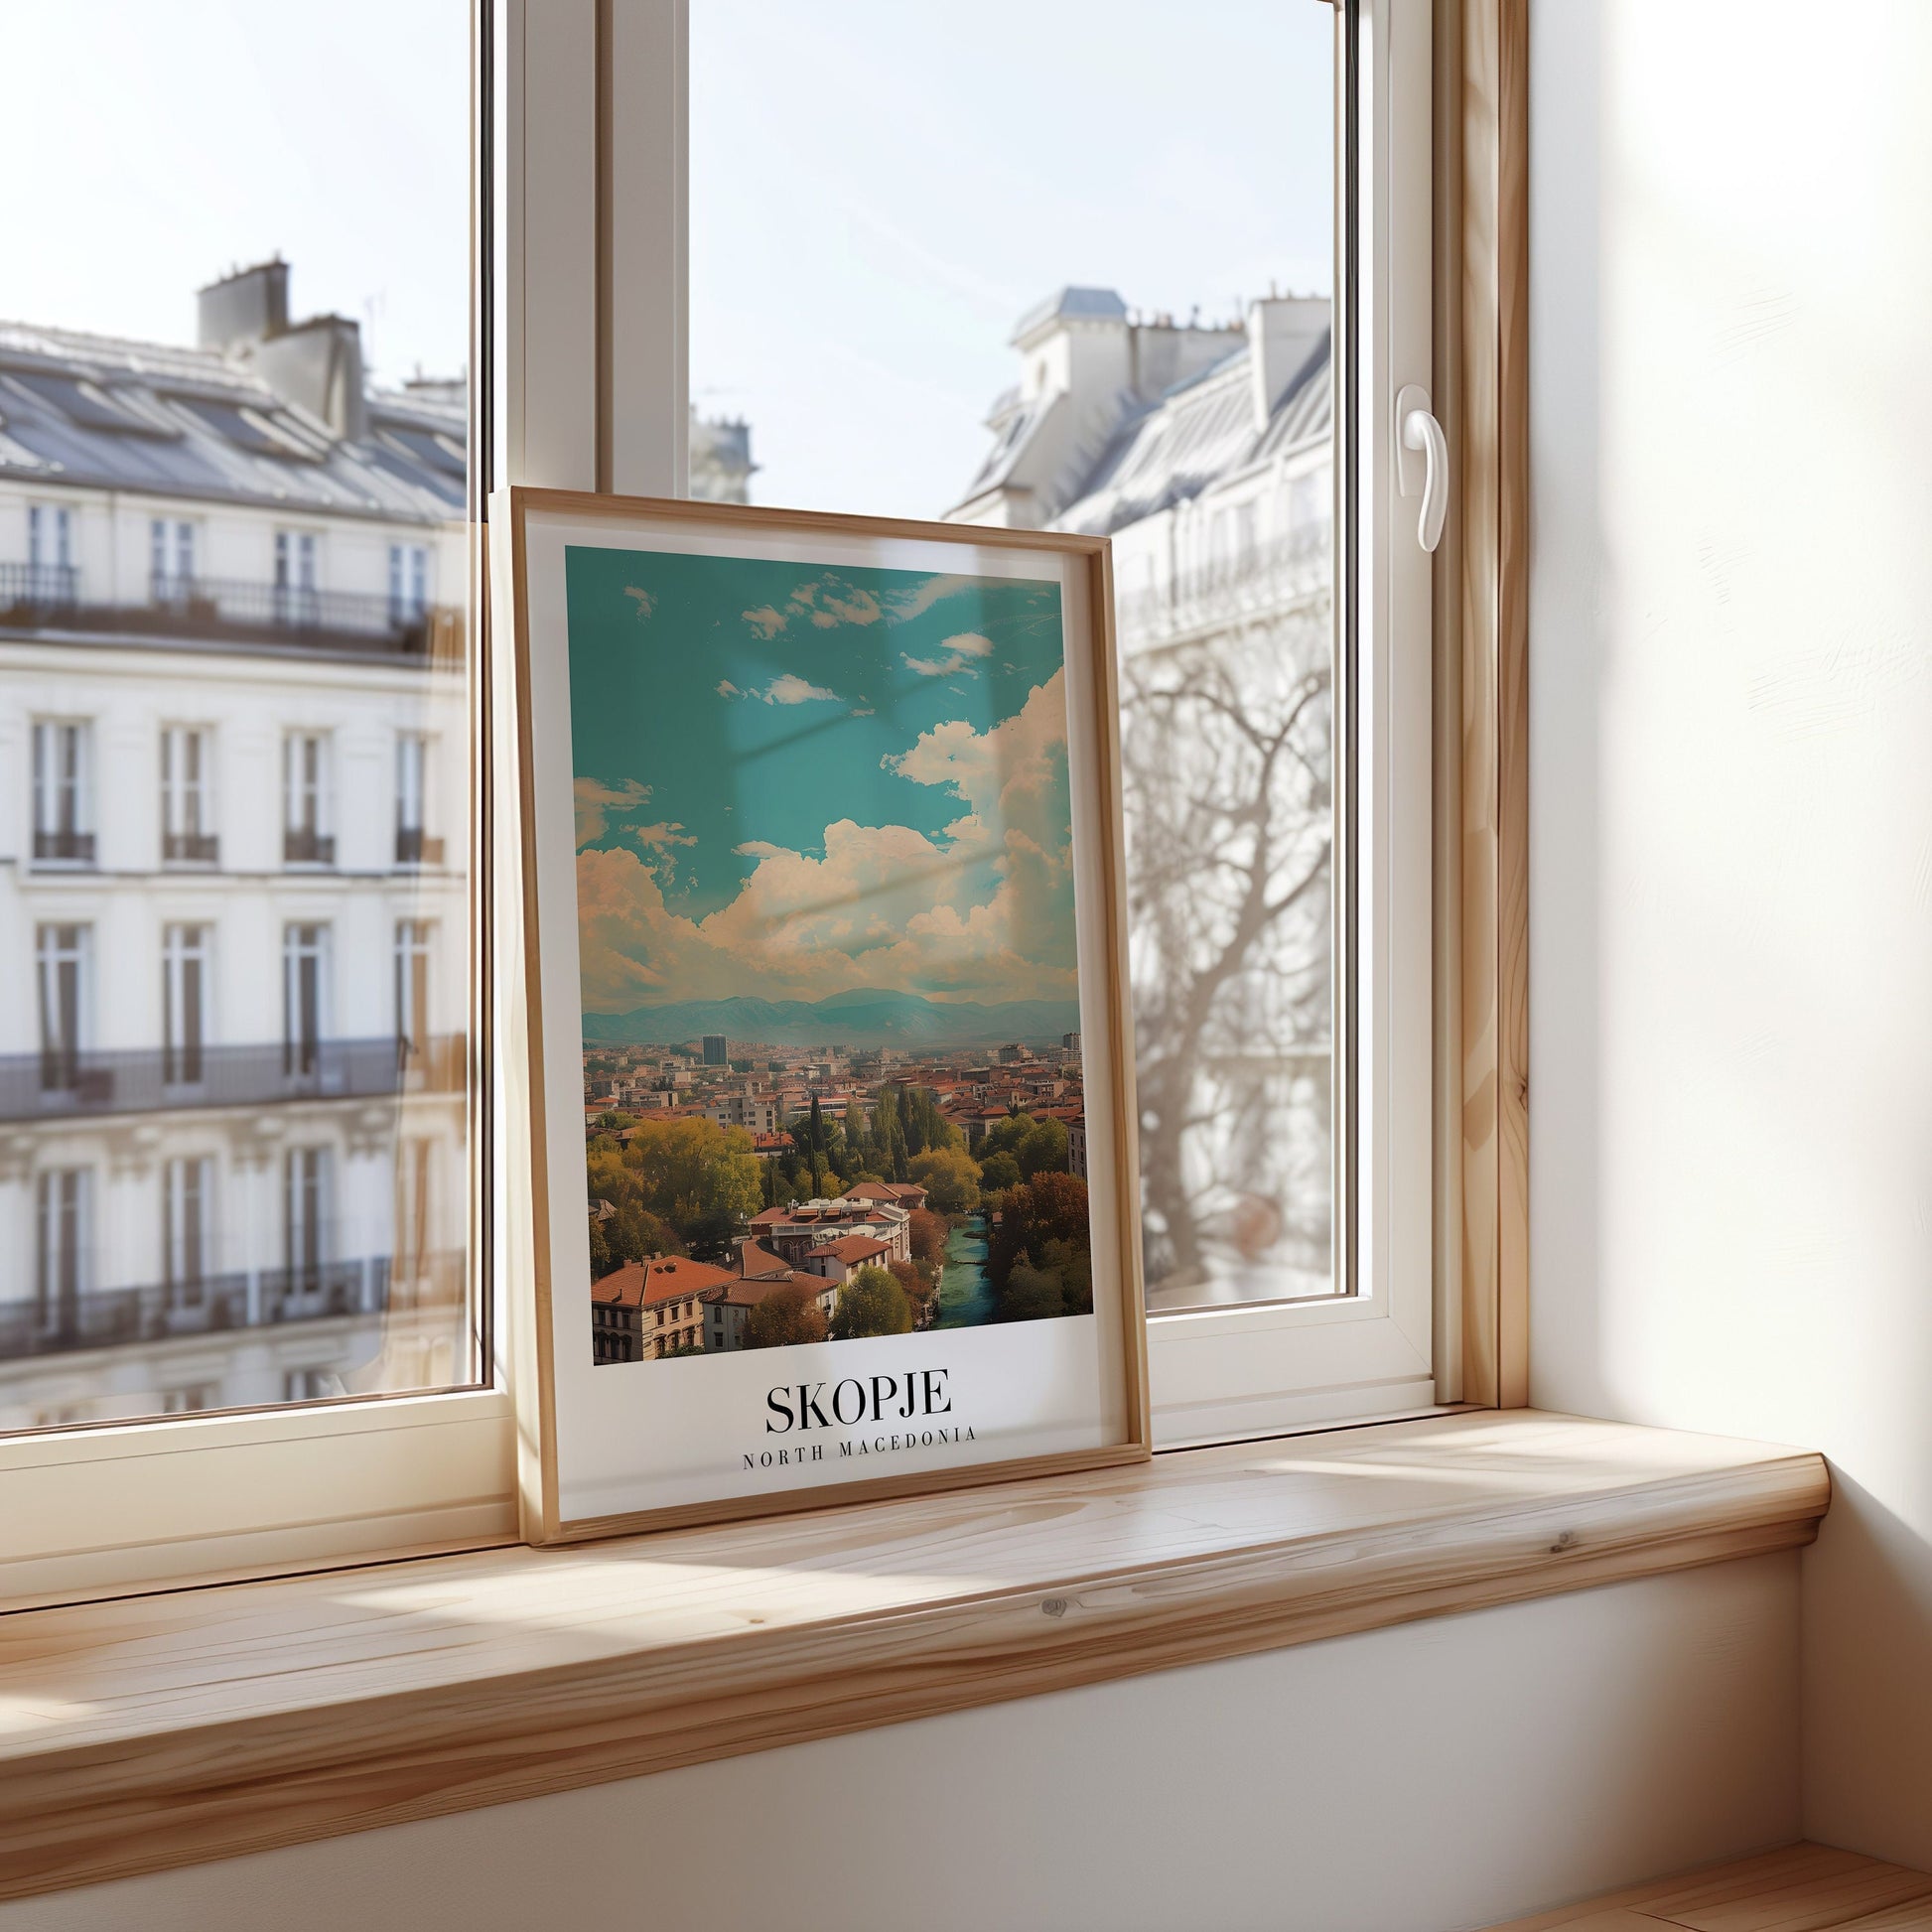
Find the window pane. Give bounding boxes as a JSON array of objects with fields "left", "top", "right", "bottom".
[
  {"left": 0, "top": 0, "right": 476, "bottom": 1431},
  {"left": 690, "top": 0, "right": 1335, "bottom": 1314}
]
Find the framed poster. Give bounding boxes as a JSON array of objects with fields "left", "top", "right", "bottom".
[{"left": 493, "top": 487, "right": 1149, "bottom": 1543}]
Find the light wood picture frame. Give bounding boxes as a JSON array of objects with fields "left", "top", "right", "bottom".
[{"left": 492, "top": 486, "right": 1150, "bottom": 1544}]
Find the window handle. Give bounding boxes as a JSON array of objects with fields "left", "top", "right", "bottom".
[{"left": 1395, "top": 383, "right": 1449, "bottom": 555}]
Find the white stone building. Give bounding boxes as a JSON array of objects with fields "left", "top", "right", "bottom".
[
  {"left": 950, "top": 287, "right": 1335, "bottom": 1309},
  {"left": 0, "top": 261, "right": 473, "bottom": 1428}
]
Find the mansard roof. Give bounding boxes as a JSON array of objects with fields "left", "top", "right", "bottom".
[
  {"left": 0, "top": 320, "right": 464, "bottom": 524},
  {"left": 1011, "top": 285, "right": 1129, "bottom": 344},
  {"left": 1056, "top": 330, "right": 1330, "bottom": 537}
]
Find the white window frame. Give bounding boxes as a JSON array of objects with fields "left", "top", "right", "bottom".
[
  {"left": 396, "top": 730, "right": 430, "bottom": 861},
  {"left": 595, "top": 0, "right": 1440, "bottom": 1447},
  {"left": 0, "top": 0, "right": 1442, "bottom": 1607},
  {"left": 281, "top": 730, "right": 335, "bottom": 866},
  {"left": 151, "top": 516, "right": 197, "bottom": 596},
  {"left": 162, "top": 920, "right": 211, "bottom": 1087},
  {"left": 28, "top": 502, "right": 73, "bottom": 575},
  {"left": 389, "top": 541, "right": 431, "bottom": 621},
  {"left": 31, "top": 717, "right": 93, "bottom": 865},
  {"left": 1138, "top": 0, "right": 1439, "bottom": 1445},
  {"left": 36, "top": 921, "right": 92, "bottom": 1078},
  {"left": 395, "top": 916, "right": 432, "bottom": 1056},
  {"left": 0, "top": 0, "right": 562, "bottom": 1607},
  {"left": 35, "top": 1167, "right": 92, "bottom": 1339},
  {"left": 162, "top": 1154, "right": 216, "bottom": 1306},
  {"left": 281, "top": 920, "right": 333, "bottom": 1073},
  {"left": 159, "top": 723, "right": 214, "bottom": 863}
]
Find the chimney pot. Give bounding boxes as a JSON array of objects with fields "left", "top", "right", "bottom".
[{"left": 197, "top": 258, "right": 289, "bottom": 353}]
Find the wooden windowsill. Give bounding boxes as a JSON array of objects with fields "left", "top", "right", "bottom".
[{"left": 0, "top": 1409, "right": 1828, "bottom": 1902}]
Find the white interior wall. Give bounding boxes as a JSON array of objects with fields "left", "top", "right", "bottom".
[
  {"left": 1, "top": 1559, "right": 1797, "bottom": 1932},
  {"left": 1528, "top": 0, "right": 1932, "bottom": 1867}
]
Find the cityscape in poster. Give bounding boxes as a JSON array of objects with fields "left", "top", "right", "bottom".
[{"left": 565, "top": 547, "right": 1097, "bottom": 1371}]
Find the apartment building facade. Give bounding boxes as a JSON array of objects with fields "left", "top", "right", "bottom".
[
  {"left": 949, "top": 287, "right": 1336, "bottom": 1309},
  {"left": 0, "top": 261, "right": 472, "bottom": 1429}
]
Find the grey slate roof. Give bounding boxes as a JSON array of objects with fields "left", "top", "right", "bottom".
[
  {"left": 0, "top": 321, "right": 464, "bottom": 525},
  {"left": 1010, "top": 286, "right": 1130, "bottom": 344},
  {"left": 1052, "top": 331, "right": 1331, "bottom": 536}
]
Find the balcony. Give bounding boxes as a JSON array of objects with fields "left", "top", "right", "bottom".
[
  {"left": 395, "top": 826, "right": 446, "bottom": 867},
  {"left": 0, "top": 1251, "right": 466, "bottom": 1364},
  {"left": 1114, "top": 524, "right": 1331, "bottom": 648},
  {"left": 163, "top": 831, "right": 219, "bottom": 866},
  {"left": 6, "top": 562, "right": 77, "bottom": 608},
  {"left": 31, "top": 828, "right": 95, "bottom": 866},
  {"left": 283, "top": 827, "right": 337, "bottom": 867},
  {"left": 3, "top": 1033, "right": 467, "bottom": 1121},
  {"left": 0, "top": 562, "right": 462, "bottom": 663}
]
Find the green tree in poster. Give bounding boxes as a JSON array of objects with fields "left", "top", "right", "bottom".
[
  {"left": 829, "top": 1265, "right": 913, "bottom": 1340},
  {"left": 796, "top": 1092, "right": 831, "bottom": 1198},
  {"left": 978, "top": 1150, "right": 1022, "bottom": 1194},
  {"left": 873, "top": 1086, "right": 909, "bottom": 1181},
  {"left": 1017, "top": 1117, "right": 1069, "bottom": 1178},
  {"left": 909, "top": 1146, "right": 980, "bottom": 1215},
  {"left": 744, "top": 1282, "right": 830, "bottom": 1349},
  {"left": 608, "top": 1117, "right": 759, "bottom": 1257},
  {"left": 987, "top": 1171, "right": 1092, "bottom": 1317},
  {"left": 1002, "top": 1259, "right": 1067, "bottom": 1322},
  {"left": 976, "top": 1112, "right": 1070, "bottom": 1184},
  {"left": 586, "top": 1148, "right": 689, "bottom": 1269},
  {"left": 888, "top": 1257, "right": 935, "bottom": 1322},
  {"left": 906, "top": 1207, "right": 948, "bottom": 1265},
  {"left": 1040, "top": 1236, "right": 1093, "bottom": 1315}
]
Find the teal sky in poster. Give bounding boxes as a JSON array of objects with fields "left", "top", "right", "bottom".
[{"left": 565, "top": 548, "right": 1078, "bottom": 1013}]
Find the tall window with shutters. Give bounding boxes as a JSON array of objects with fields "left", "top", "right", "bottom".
[
  {"left": 162, "top": 923, "right": 208, "bottom": 1088},
  {"left": 160, "top": 726, "right": 215, "bottom": 866},
  {"left": 31, "top": 720, "right": 92, "bottom": 867}
]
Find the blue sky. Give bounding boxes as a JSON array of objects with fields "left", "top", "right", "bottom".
[
  {"left": 691, "top": 0, "right": 1334, "bottom": 513},
  {"left": 567, "top": 547, "right": 1078, "bottom": 1012},
  {"left": 14, "top": 3, "right": 1331, "bottom": 518}
]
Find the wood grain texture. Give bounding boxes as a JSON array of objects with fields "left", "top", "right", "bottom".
[
  {"left": 1830, "top": 1903, "right": 1932, "bottom": 1931},
  {"left": 1432, "top": 0, "right": 1470, "bottom": 1394},
  {"left": 0, "top": 1411, "right": 1825, "bottom": 1902},
  {"left": 1486, "top": 1844, "right": 1932, "bottom": 1932},
  {"left": 1449, "top": 0, "right": 1531, "bottom": 1407},
  {"left": 1494, "top": 0, "right": 1531, "bottom": 1410}
]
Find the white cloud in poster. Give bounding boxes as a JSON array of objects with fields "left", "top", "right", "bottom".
[
  {"left": 741, "top": 575, "right": 887, "bottom": 640},
  {"left": 632, "top": 821, "right": 697, "bottom": 851},
  {"left": 573, "top": 775, "right": 651, "bottom": 849},
  {"left": 759, "top": 674, "right": 840, "bottom": 705},
  {"left": 883, "top": 574, "right": 975, "bottom": 622},
  {"left": 900, "top": 630, "right": 996, "bottom": 679},
  {"left": 576, "top": 670, "right": 1077, "bottom": 1008}
]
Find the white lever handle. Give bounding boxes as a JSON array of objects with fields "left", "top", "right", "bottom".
[{"left": 1395, "top": 382, "right": 1449, "bottom": 555}]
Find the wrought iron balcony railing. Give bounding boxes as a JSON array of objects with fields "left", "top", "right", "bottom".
[
  {"left": 1114, "top": 524, "right": 1332, "bottom": 646},
  {"left": 163, "top": 830, "right": 219, "bottom": 865},
  {"left": 394, "top": 826, "right": 446, "bottom": 866},
  {"left": 0, "top": 1250, "right": 467, "bottom": 1364},
  {"left": 31, "top": 827, "right": 95, "bottom": 864},
  {"left": 283, "top": 826, "right": 337, "bottom": 866},
  {"left": 4, "top": 1033, "right": 466, "bottom": 1120},
  {"left": 0, "top": 562, "right": 462, "bottom": 662}
]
